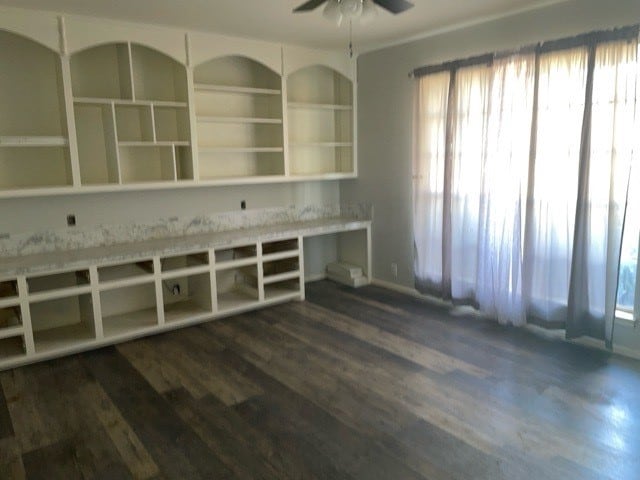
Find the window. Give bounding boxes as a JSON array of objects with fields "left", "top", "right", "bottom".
[{"left": 413, "top": 29, "right": 640, "bottom": 338}]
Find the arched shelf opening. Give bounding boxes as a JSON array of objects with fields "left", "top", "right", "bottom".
[
  {"left": 70, "top": 42, "right": 192, "bottom": 186},
  {"left": 286, "top": 65, "right": 354, "bottom": 176},
  {"left": 193, "top": 55, "right": 285, "bottom": 181},
  {"left": 0, "top": 29, "right": 72, "bottom": 190}
]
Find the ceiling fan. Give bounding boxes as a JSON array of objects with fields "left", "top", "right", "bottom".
[{"left": 293, "top": 0, "right": 414, "bottom": 24}]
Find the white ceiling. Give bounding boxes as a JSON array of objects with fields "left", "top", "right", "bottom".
[{"left": 0, "top": 0, "right": 569, "bottom": 52}]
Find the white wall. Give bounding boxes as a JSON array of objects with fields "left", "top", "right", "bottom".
[
  {"left": 0, "top": 182, "right": 339, "bottom": 234},
  {"left": 343, "top": 0, "right": 640, "bottom": 351}
]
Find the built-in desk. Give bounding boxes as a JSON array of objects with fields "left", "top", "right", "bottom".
[{"left": 0, "top": 212, "right": 371, "bottom": 370}]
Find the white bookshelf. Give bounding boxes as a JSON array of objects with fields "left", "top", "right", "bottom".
[
  {"left": 287, "top": 65, "right": 354, "bottom": 176},
  {"left": 0, "top": 30, "right": 72, "bottom": 191},
  {"left": 70, "top": 42, "right": 194, "bottom": 186},
  {"left": 0, "top": 216, "right": 372, "bottom": 370},
  {"left": 194, "top": 55, "right": 285, "bottom": 181}
]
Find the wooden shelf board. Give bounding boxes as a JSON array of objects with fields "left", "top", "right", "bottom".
[
  {"left": 102, "top": 307, "right": 158, "bottom": 338},
  {"left": 264, "top": 286, "right": 301, "bottom": 302},
  {"left": 197, "top": 175, "right": 287, "bottom": 185},
  {"left": 161, "top": 265, "right": 211, "bottom": 280},
  {"left": 197, "top": 116, "right": 282, "bottom": 125},
  {"left": 263, "top": 270, "right": 301, "bottom": 285},
  {"left": 198, "top": 147, "right": 283, "bottom": 154},
  {"left": 194, "top": 84, "right": 281, "bottom": 95},
  {"left": 74, "top": 97, "right": 188, "bottom": 108},
  {"left": 262, "top": 250, "right": 300, "bottom": 262},
  {"left": 290, "top": 142, "right": 352, "bottom": 148},
  {"left": 217, "top": 290, "right": 260, "bottom": 313},
  {"left": 215, "top": 257, "right": 258, "bottom": 270},
  {"left": 33, "top": 323, "right": 96, "bottom": 354},
  {"left": 119, "top": 141, "right": 190, "bottom": 147},
  {"left": 99, "top": 275, "right": 156, "bottom": 292},
  {"left": 0, "top": 325, "right": 24, "bottom": 341},
  {"left": 288, "top": 102, "right": 352, "bottom": 110},
  {"left": 164, "top": 299, "right": 212, "bottom": 323},
  {"left": 28, "top": 285, "right": 92, "bottom": 303},
  {"left": 0, "top": 136, "right": 68, "bottom": 147},
  {"left": 0, "top": 297, "right": 20, "bottom": 309},
  {"left": 0, "top": 172, "right": 356, "bottom": 199}
]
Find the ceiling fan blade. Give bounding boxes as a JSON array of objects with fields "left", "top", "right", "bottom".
[
  {"left": 372, "top": 0, "right": 414, "bottom": 14},
  {"left": 293, "top": 0, "right": 328, "bottom": 12}
]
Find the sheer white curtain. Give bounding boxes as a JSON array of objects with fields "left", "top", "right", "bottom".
[
  {"left": 413, "top": 30, "right": 640, "bottom": 342},
  {"left": 414, "top": 56, "right": 535, "bottom": 323},
  {"left": 566, "top": 40, "right": 640, "bottom": 344},
  {"left": 475, "top": 56, "right": 535, "bottom": 324},
  {"left": 413, "top": 72, "right": 449, "bottom": 294},
  {"left": 524, "top": 47, "right": 588, "bottom": 325}
]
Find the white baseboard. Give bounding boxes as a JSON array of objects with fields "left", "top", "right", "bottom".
[
  {"left": 372, "top": 277, "right": 451, "bottom": 307},
  {"left": 304, "top": 273, "right": 327, "bottom": 283},
  {"left": 372, "top": 278, "right": 640, "bottom": 361}
]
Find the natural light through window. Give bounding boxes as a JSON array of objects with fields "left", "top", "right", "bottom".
[{"left": 413, "top": 33, "right": 640, "bottom": 338}]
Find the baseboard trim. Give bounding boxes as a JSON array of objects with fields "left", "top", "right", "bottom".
[
  {"left": 372, "top": 278, "right": 451, "bottom": 307},
  {"left": 305, "top": 273, "right": 327, "bottom": 283},
  {"left": 371, "top": 278, "right": 640, "bottom": 361}
]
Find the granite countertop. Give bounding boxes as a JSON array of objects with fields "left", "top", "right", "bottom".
[{"left": 0, "top": 217, "right": 370, "bottom": 278}]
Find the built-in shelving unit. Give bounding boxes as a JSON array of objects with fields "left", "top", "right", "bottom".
[
  {"left": 194, "top": 56, "right": 285, "bottom": 181},
  {"left": 0, "top": 30, "right": 72, "bottom": 191},
  {"left": 287, "top": 65, "right": 354, "bottom": 176},
  {"left": 0, "top": 233, "right": 326, "bottom": 368},
  {"left": 0, "top": 279, "right": 25, "bottom": 363},
  {"left": 0, "top": 19, "right": 357, "bottom": 196},
  {"left": 70, "top": 42, "right": 193, "bottom": 185}
]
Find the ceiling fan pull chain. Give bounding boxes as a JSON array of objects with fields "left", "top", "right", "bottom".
[{"left": 349, "top": 18, "right": 353, "bottom": 58}]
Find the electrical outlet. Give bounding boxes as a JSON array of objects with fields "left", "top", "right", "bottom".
[
  {"left": 67, "top": 214, "right": 76, "bottom": 227},
  {"left": 241, "top": 200, "right": 246, "bottom": 210},
  {"left": 172, "top": 284, "right": 181, "bottom": 296},
  {"left": 391, "top": 263, "right": 398, "bottom": 278}
]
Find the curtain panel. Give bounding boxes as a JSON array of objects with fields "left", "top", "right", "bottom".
[{"left": 413, "top": 28, "right": 640, "bottom": 346}]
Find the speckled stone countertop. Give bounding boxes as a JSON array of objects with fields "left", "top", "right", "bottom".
[{"left": 0, "top": 205, "right": 372, "bottom": 279}]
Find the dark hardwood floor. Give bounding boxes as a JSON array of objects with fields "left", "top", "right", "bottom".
[{"left": 1, "top": 280, "right": 639, "bottom": 479}]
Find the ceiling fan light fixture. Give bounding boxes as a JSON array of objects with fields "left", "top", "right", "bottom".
[
  {"left": 340, "top": 0, "right": 363, "bottom": 18},
  {"left": 323, "top": 0, "right": 343, "bottom": 26},
  {"left": 360, "top": 0, "right": 378, "bottom": 24}
]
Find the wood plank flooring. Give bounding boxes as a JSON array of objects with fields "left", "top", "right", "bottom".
[{"left": 1, "top": 280, "right": 639, "bottom": 479}]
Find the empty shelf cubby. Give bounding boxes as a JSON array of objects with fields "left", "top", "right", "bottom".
[
  {"left": 100, "top": 282, "right": 159, "bottom": 337},
  {"left": 162, "top": 272, "right": 213, "bottom": 323},
  {"left": 98, "top": 260, "right": 154, "bottom": 285},
  {"left": 215, "top": 265, "right": 259, "bottom": 312},
  {"left": 161, "top": 252, "right": 209, "bottom": 273},
  {"left": 27, "top": 270, "right": 90, "bottom": 296}
]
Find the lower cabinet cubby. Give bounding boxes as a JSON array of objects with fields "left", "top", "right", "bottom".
[
  {"left": 215, "top": 244, "right": 257, "bottom": 265},
  {"left": 263, "top": 257, "right": 299, "bottom": 278},
  {"left": 162, "top": 273, "right": 213, "bottom": 323},
  {"left": 216, "top": 265, "right": 259, "bottom": 312},
  {"left": 100, "top": 282, "right": 158, "bottom": 337},
  {"left": 264, "top": 278, "right": 301, "bottom": 302},
  {"left": 27, "top": 269, "right": 90, "bottom": 294},
  {"left": 161, "top": 251, "right": 209, "bottom": 272},
  {"left": 98, "top": 260, "right": 154, "bottom": 283},
  {"left": 0, "top": 305, "right": 22, "bottom": 331},
  {"left": 0, "top": 336, "right": 26, "bottom": 362},
  {"left": 0, "top": 280, "right": 18, "bottom": 299},
  {"left": 30, "top": 294, "right": 96, "bottom": 353},
  {"left": 262, "top": 238, "right": 298, "bottom": 255}
]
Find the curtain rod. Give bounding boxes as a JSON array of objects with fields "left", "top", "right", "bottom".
[{"left": 409, "top": 24, "right": 639, "bottom": 79}]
